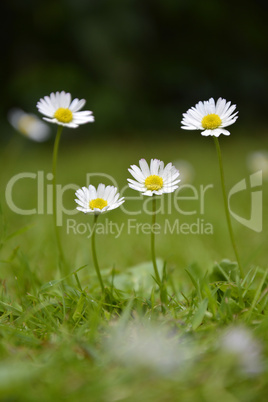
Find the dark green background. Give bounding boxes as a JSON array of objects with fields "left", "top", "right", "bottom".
[{"left": 1, "top": 0, "right": 268, "bottom": 138}]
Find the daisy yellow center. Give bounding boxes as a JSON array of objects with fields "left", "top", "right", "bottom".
[
  {"left": 89, "top": 198, "right": 108, "bottom": 210},
  {"left": 145, "top": 175, "right": 163, "bottom": 191},
  {"left": 201, "top": 114, "right": 222, "bottom": 130},
  {"left": 54, "top": 108, "right": 73, "bottom": 123}
]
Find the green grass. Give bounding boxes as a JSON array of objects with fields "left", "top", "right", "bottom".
[{"left": 0, "top": 132, "right": 268, "bottom": 401}]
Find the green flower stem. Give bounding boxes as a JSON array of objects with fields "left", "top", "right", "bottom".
[
  {"left": 91, "top": 214, "right": 105, "bottom": 293},
  {"left": 151, "top": 196, "right": 161, "bottom": 284},
  {"left": 52, "top": 125, "right": 65, "bottom": 266},
  {"left": 213, "top": 137, "right": 244, "bottom": 278}
]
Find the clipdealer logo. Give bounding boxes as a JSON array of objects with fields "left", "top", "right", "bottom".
[
  {"left": 4, "top": 170, "right": 263, "bottom": 234},
  {"left": 228, "top": 171, "right": 262, "bottom": 232}
]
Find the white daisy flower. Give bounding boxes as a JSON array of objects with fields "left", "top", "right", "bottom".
[
  {"left": 8, "top": 108, "right": 51, "bottom": 142},
  {"left": 36, "top": 91, "right": 94, "bottom": 128},
  {"left": 181, "top": 97, "right": 238, "bottom": 137},
  {"left": 75, "top": 184, "right": 125, "bottom": 215},
  {"left": 127, "top": 159, "right": 180, "bottom": 196}
]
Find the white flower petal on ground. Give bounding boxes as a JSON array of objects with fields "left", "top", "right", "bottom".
[
  {"left": 37, "top": 91, "right": 94, "bottom": 128},
  {"left": 8, "top": 108, "right": 51, "bottom": 142},
  {"left": 181, "top": 97, "right": 238, "bottom": 137},
  {"left": 127, "top": 158, "right": 180, "bottom": 196},
  {"left": 107, "top": 322, "right": 193, "bottom": 376},
  {"left": 75, "top": 184, "right": 125, "bottom": 215}
]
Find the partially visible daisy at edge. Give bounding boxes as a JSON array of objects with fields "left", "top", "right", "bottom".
[
  {"left": 181, "top": 97, "right": 238, "bottom": 137},
  {"left": 37, "top": 90, "right": 94, "bottom": 128},
  {"left": 75, "top": 184, "right": 125, "bottom": 215},
  {"left": 127, "top": 158, "right": 180, "bottom": 196}
]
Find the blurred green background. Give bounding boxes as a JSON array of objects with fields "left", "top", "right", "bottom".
[
  {"left": 1, "top": 0, "right": 268, "bottom": 282},
  {"left": 1, "top": 0, "right": 268, "bottom": 138}
]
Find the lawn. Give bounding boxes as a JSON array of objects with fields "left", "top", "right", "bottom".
[{"left": 0, "top": 131, "right": 268, "bottom": 401}]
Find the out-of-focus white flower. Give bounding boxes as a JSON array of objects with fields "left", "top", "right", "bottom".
[
  {"left": 247, "top": 151, "right": 268, "bottom": 180},
  {"left": 181, "top": 97, "right": 238, "bottom": 137},
  {"left": 172, "top": 159, "right": 195, "bottom": 184},
  {"left": 37, "top": 91, "right": 94, "bottom": 128},
  {"left": 107, "top": 323, "right": 193, "bottom": 375},
  {"left": 8, "top": 108, "right": 51, "bottom": 142},
  {"left": 221, "top": 326, "right": 262, "bottom": 375}
]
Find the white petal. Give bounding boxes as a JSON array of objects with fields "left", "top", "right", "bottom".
[
  {"left": 96, "top": 183, "right": 106, "bottom": 198},
  {"left": 139, "top": 159, "right": 150, "bottom": 177},
  {"left": 72, "top": 116, "right": 94, "bottom": 125},
  {"left": 215, "top": 98, "right": 226, "bottom": 115},
  {"left": 221, "top": 104, "right": 237, "bottom": 119},
  {"left": 181, "top": 125, "right": 199, "bottom": 130},
  {"left": 150, "top": 159, "right": 161, "bottom": 175},
  {"left": 42, "top": 117, "right": 57, "bottom": 124},
  {"left": 70, "top": 99, "right": 86, "bottom": 112},
  {"left": 128, "top": 166, "right": 145, "bottom": 183},
  {"left": 217, "top": 128, "right": 230, "bottom": 136},
  {"left": 88, "top": 185, "right": 97, "bottom": 199},
  {"left": 60, "top": 92, "right": 71, "bottom": 108},
  {"left": 222, "top": 117, "right": 238, "bottom": 127},
  {"left": 142, "top": 190, "right": 154, "bottom": 196},
  {"left": 127, "top": 179, "right": 144, "bottom": 190},
  {"left": 128, "top": 183, "right": 145, "bottom": 192},
  {"left": 201, "top": 129, "right": 213, "bottom": 136},
  {"left": 163, "top": 185, "right": 179, "bottom": 193},
  {"left": 158, "top": 160, "right": 165, "bottom": 176}
]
